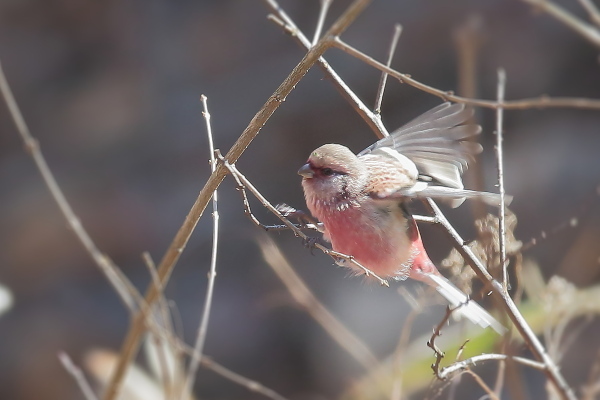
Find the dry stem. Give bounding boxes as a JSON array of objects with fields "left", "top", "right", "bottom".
[
  {"left": 258, "top": 235, "right": 379, "bottom": 369},
  {"left": 101, "top": 2, "right": 373, "bottom": 399},
  {"left": 59, "top": 352, "right": 99, "bottom": 400},
  {"left": 180, "top": 95, "right": 220, "bottom": 399},
  {"left": 332, "top": 37, "right": 600, "bottom": 110},
  {"left": 520, "top": 0, "right": 600, "bottom": 48},
  {"left": 423, "top": 199, "right": 576, "bottom": 400},
  {"left": 264, "top": 0, "right": 389, "bottom": 139},
  {"left": 495, "top": 69, "right": 508, "bottom": 291},
  {"left": 374, "top": 24, "right": 402, "bottom": 115}
]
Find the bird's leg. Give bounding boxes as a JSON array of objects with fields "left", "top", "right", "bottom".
[{"left": 275, "top": 203, "right": 324, "bottom": 232}]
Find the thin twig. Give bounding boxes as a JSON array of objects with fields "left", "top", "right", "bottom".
[
  {"left": 142, "top": 253, "right": 178, "bottom": 399},
  {"left": 492, "top": 342, "right": 507, "bottom": 399},
  {"left": 520, "top": 0, "right": 600, "bottom": 48},
  {"left": 331, "top": 37, "right": 600, "bottom": 110},
  {"left": 423, "top": 199, "right": 577, "bottom": 400},
  {"left": 464, "top": 370, "right": 499, "bottom": 400},
  {"left": 427, "top": 306, "right": 455, "bottom": 379},
  {"left": 102, "top": 2, "right": 373, "bottom": 398},
  {"left": 438, "top": 353, "right": 546, "bottom": 379},
  {"left": 0, "top": 60, "right": 140, "bottom": 321},
  {"left": 493, "top": 67, "right": 510, "bottom": 396},
  {"left": 313, "top": 0, "right": 333, "bottom": 45},
  {"left": 264, "top": 0, "right": 389, "bottom": 138},
  {"left": 58, "top": 352, "right": 99, "bottom": 400},
  {"left": 495, "top": 68, "right": 508, "bottom": 291},
  {"left": 219, "top": 153, "right": 389, "bottom": 287},
  {"left": 258, "top": 234, "right": 379, "bottom": 369},
  {"left": 374, "top": 24, "right": 402, "bottom": 115},
  {"left": 181, "top": 95, "right": 220, "bottom": 400}
]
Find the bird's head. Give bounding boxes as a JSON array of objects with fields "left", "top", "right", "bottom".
[{"left": 299, "top": 144, "right": 367, "bottom": 204}]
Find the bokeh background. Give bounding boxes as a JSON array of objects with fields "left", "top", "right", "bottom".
[{"left": 0, "top": 0, "right": 599, "bottom": 399}]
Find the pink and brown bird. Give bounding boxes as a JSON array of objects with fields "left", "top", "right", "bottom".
[{"left": 298, "top": 102, "right": 505, "bottom": 333}]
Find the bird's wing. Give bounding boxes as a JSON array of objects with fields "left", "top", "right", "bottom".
[
  {"left": 361, "top": 149, "right": 419, "bottom": 198},
  {"left": 358, "top": 102, "right": 481, "bottom": 190},
  {"left": 371, "top": 185, "right": 509, "bottom": 207}
]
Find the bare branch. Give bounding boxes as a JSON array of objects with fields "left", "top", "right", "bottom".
[
  {"left": 101, "top": 3, "right": 374, "bottom": 399},
  {"left": 141, "top": 253, "right": 179, "bottom": 398},
  {"left": 0, "top": 59, "right": 139, "bottom": 322},
  {"left": 439, "top": 353, "right": 546, "bottom": 380},
  {"left": 464, "top": 370, "right": 499, "bottom": 400},
  {"left": 374, "top": 24, "right": 402, "bottom": 115},
  {"left": 258, "top": 235, "right": 379, "bottom": 369},
  {"left": 58, "top": 352, "right": 99, "bottom": 400},
  {"left": 495, "top": 68, "right": 508, "bottom": 291},
  {"left": 181, "top": 95, "right": 221, "bottom": 400},
  {"left": 313, "top": 0, "right": 333, "bottom": 45},
  {"left": 423, "top": 199, "right": 577, "bottom": 400},
  {"left": 331, "top": 37, "right": 600, "bottom": 110},
  {"left": 578, "top": 0, "right": 600, "bottom": 27},
  {"left": 264, "top": 0, "right": 389, "bottom": 138},
  {"left": 427, "top": 306, "right": 456, "bottom": 379},
  {"left": 520, "top": 0, "right": 600, "bottom": 48}
]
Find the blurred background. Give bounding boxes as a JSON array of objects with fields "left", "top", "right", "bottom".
[{"left": 0, "top": 0, "right": 599, "bottom": 399}]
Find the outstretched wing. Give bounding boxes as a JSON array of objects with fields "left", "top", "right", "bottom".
[{"left": 358, "top": 102, "right": 481, "bottom": 190}]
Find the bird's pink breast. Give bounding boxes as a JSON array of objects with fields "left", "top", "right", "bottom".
[{"left": 310, "top": 201, "right": 413, "bottom": 278}]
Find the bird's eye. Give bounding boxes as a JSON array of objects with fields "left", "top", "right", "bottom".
[{"left": 321, "top": 167, "right": 334, "bottom": 176}]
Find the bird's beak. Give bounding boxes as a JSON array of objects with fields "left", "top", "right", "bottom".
[{"left": 298, "top": 163, "right": 314, "bottom": 178}]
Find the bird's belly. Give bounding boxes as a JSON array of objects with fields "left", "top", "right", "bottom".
[{"left": 318, "top": 205, "right": 413, "bottom": 278}]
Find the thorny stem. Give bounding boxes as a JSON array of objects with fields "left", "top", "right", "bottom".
[{"left": 102, "top": 2, "right": 374, "bottom": 399}]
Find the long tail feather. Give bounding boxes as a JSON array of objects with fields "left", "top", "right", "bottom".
[{"left": 426, "top": 273, "right": 506, "bottom": 334}]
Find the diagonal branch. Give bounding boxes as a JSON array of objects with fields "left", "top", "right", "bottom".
[
  {"left": 101, "top": 2, "right": 374, "bottom": 399},
  {"left": 332, "top": 37, "right": 600, "bottom": 110},
  {"left": 520, "top": 0, "right": 600, "bottom": 48},
  {"left": 439, "top": 353, "right": 547, "bottom": 380},
  {"left": 264, "top": 0, "right": 389, "bottom": 139},
  {"left": 374, "top": 24, "right": 403, "bottom": 115}
]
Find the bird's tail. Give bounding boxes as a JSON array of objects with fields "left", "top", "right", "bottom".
[{"left": 426, "top": 273, "right": 506, "bottom": 335}]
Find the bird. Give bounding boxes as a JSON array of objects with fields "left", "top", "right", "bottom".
[{"left": 298, "top": 102, "right": 506, "bottom": 334}]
